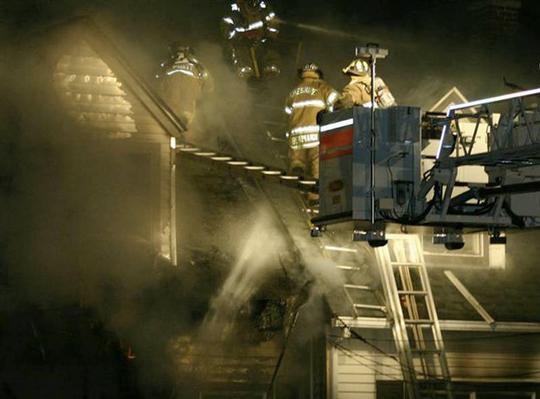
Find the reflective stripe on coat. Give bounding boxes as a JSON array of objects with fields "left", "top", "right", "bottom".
[{"left": 285, "top": 77, "right": 338, "bottom": 150}]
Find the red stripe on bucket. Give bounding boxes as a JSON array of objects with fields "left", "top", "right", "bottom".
[{"left": 320, "top": 127, "right": 353, "bottom": 161}]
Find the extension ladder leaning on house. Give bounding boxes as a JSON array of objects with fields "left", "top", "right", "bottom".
[{"left": 375, "top": 234, "right": 453, "bottom": 399}]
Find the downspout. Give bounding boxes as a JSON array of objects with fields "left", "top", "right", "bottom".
[{"left": 170, "top": 136, "right": 178, "bottom": 266}]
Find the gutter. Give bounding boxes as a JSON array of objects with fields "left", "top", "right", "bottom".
[{"left": 334, "top": 317, "right": 540, "bottom": 333}]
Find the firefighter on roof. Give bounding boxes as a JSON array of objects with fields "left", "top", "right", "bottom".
[
  {"left": 335, "top": 58, "right": 396, "bottom": 109},
  {"left": 157, "top": 44, "right": 212, "bottom": 128},
  {"left": 221, "top": 0, "right": 280, "bottom": 79},
  {"left": 285, "top": 63, "right": 338, "bottom": 179}
]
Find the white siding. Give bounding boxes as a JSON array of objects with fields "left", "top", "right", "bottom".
[
  {"left": 328, "top": 333, "right": 401, "bottom": 399},
  {"left": 328, "top": 331, "right": 540, "bottom": 398}
]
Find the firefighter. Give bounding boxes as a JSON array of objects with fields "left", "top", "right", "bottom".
[
  {"left": 285, "top": 63, "right": 339, "bottom": 179},
  {"left": 221, "top": 0, "right": 280, "bottom": 79},
  {"left": 156, "top": 44, "right": 212, "bottom": 128},
  {"left": 335, "top": 57, "right": 396, "bottom": 109}
]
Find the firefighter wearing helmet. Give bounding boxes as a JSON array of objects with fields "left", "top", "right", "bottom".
[
  {"left": 156, "top": 43, "right": 212, "bottom": 130},
  {"left": 221, "top": 0, "right": 280, "bottom": 79},
  {"left": 334, "top": 57, "right": 396, "bottom": 109},
  {"left": 284, "top": 63, "right": 339, "bottom": 179}
]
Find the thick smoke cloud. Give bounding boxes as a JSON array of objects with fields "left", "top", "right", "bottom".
[{"left": 2, "top": 0, "right": 540, "bottom": 397}]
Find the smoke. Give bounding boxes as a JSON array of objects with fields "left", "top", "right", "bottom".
[
  {"left": 185, "top": 41, "right": 256, "bottom": 150},
  {"left": 1, "top": 1, "right": 539, "bottom": 397},
  {"left": 0, "top": 17, "right": 225, "bottom": 397},
  {"left": 200, "top": 207, "right": 286, "bottom": 340},
  {"left": 277, "top": 18, "right": 365, "bottom": 40}
]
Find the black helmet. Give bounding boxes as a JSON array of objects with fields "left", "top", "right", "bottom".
[{"left": 297, "top": 63, "right": 323, "bottom": 79}]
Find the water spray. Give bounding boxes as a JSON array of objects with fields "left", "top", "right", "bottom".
[{"left": 276, "top": 18, "right": 364, "bottom": 40}]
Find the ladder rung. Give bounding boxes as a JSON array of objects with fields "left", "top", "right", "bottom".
[
  {"left": 336, "top": 265, "right": 362, "bottom": 271},
  {"left": 411, "top": 349, "right": 441, "bottom": 355},
  {"left": 405, "top": 319, "right": 434, "bottom": 325},
  {"left": 353, "top": 304, "right": 386, "bottom": 312},
  {"left": 418, "top": 390, "right": 449, "bottom": 398},
  {"left": 390, "top": 262, "right": 424, "bottom": 267},
  {"left": 323, "top": 245, "right": 357, "bottom": 253},
  {"left": 398, "top": 290, "right": 428, "bottom": 296},
  {"left": 344, "top": 284, "right": 371, "bottom": 291},
  {"left": 377, "top": 237, "right": 452, "bottom": 392}
]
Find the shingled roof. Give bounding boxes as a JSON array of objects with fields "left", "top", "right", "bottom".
[
  {"left": 35, "top": 16, "right": 186, "bottom": 141},
  {"left": 430, "top": 230, "right": 540, "bottom": 323}
]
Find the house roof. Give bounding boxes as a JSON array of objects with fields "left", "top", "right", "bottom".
[
  {"left": 431, "top": 231, "right": 540, "bottom": 323},
  {"left": 403, "top": 81, "right": 479, "bottom": 115},
  {"left": 429, "top": 86, "right": 478, "bottom": 114}
]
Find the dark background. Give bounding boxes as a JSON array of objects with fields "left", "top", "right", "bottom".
[{"left": 3, "top": 0, "right": 540, "bottom": 102}]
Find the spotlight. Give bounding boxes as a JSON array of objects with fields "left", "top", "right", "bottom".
[
  {"left": 310, "top": 226, "right": 322, "bottom": 238},
  {"left": 489, "top": 232, "right": 507, "bottom": 245},
  {"left": 433, "top": 228, "right": 464, "bottom": 251},
  {"left": 352, "top": 229, "right": 387, "bottom": 247}
]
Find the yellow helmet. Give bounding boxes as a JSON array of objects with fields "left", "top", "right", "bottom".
[
  {"left": 342, "top": 58, "right": 370, "bottom": 76},
  {"left": 298, "top": 62, "right": 323, "bottom": 79}
]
